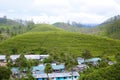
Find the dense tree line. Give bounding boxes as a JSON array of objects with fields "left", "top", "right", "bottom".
[
  {"left": 0, "top": 66, "right": 11, "bottom": 80},
  {"left": 106, "top": 19, "right": 120, "bottom": 35},
  {"left": 0, "top": 16, "right": 35, "bottom": 41},
  {"left": 101, "top": 15, "right": 120, "bottom": 39},
  {"left": 80, "top": 63, "right": 120, "bottom": 80}
]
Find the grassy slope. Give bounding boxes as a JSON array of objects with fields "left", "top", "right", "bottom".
[
  {"left": 29, "top": 24, "right": 64, "bottom": 32},
  {"left": 0, "top": 31, "right": 120, "bottom": 59}
]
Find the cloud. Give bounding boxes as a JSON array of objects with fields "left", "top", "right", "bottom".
[
  {"left": 0, "top": 0, "right": 120, "bottom": 24},
  {"left": 7, "top": 9, "right": 15, "bottom": 13}
]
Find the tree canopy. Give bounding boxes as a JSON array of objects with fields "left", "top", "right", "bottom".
[
  {"left": 0, "top": 66, "right": 11, "bottom": 80},
  {"left": 81, "top": 63, "right": 120, "bottom": 80},
  {"left": 44, "top": 63, "right": 53, "bottom": 74},
  {"left": 81, "top": 49, "right": 92, "bottom": 59}
]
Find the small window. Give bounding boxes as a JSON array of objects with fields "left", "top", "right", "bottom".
[
  {"left": 64, "top": 77, "right": 67, "bottom": 79},
  {"left": 57, "top": 77, "right": 60, "bottom": 79},
  {"left": 74, "top": 76, "right": 77, "bottom": 78}
]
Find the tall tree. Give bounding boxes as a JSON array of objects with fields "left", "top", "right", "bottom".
[
  {"left": 15, "top": 53, "right": 27, "bottom": 68},
  {"left": 0, "top": 66, "right": 11, "bottom": 80},
  {"left": 115, "top": 53, "right": 120, "bottom": 62},
  {"left": 11, "top": 48, "right": 18, "bottom": 54},
  {"left": 44, "top": 63, "right": 53, "bottom": 80},
  {"left": 81, "top": 49, "right": 92, "bottom": 59},
  {"left": 6, "top": 54, "right": 13, "bottom": 68},
  {"left": 44, "top": 63, "right": 53, "bottom": 73}
]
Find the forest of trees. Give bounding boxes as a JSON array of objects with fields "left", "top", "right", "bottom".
[
  {"left": 0, "top": 16, "right": 35, "bottom": 41},
  {"left": 106, "top": 19, "right": 120, "bottom": 39}
]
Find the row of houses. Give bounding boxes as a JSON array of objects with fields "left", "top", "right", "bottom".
[
  {"left": 10, "top": 57, "right": 101, "bottom": 80},
  {"left": 74, "top": 57, "right": 101, "bottom": 72},
  {"left": 0, "top": 54, "right": 103, "bottom": 80},
  {"left": 0, "top": 54, "right": 49, "bottom": 62},
  {"left": 33, "top": 72, "right": 79, "bottom": 80},
  {"left": 11, "top": 63, "right": 80, "bottom": 80}
]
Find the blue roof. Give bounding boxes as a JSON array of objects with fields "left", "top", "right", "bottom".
[
  {"left": 77, "top": 58, "right": 85, "bottom": 64},
  {"left": 52, "top": 64, "right": 65, "bottom": 70},
  {"left": 11, "top": 64, "right": 65, "bottom": 74},
  {"left": 11, "top": 67, "right": 19, "bottom": 72},
  {"left": 32, "top": 65, "right": 45, "bottom": 74},
  {"left": 32, "top": 64, "right": 65, "bottom": 74}
]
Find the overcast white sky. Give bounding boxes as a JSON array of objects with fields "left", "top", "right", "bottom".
[{"left": 0, "top": 0, "right": 120, "bottom": 24}]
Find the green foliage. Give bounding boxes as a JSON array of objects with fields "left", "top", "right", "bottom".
[
  {"left": 30, "top": 24, "right": 64, "bottom": 32},
  {"left": 0, "top": 17, "right": 35, "bottom": 42},
  {"left": 11, "top": 48, "right": 18, "bottom": 54},
  {"left": 98, "top": 16, "right": 120, "bottom": 39},
  {"left": 63, "top": 53, "right": 78, "bottom": 70},
  {"left": 105, "top": 19, "right": 120, "bottom": 39},
  {"left": 15, "top": 54, "right": 28, "bottom": 68},
  {"left": 0, "top": 31, "right": 120, "bottom": 57},
  {"left": 81, "top": 63, "right": 120, "bottom": 80},
  {"left": 98, "top": 60, "right": 108, "bottom": 68},
  {"left": 44, "top": 63, "right": 53, "bottom": 73},
  {"left": 43, "top": 57, "right": 53, "bottom": 63},
  {"left": 81, "top": 49, "right": 92, "bottom": 59},
  {"left": 27, "top": 59, "right": 39, "bottom": 68},
  {"left": 6, "top": 54, "right": 13, "bottom": 68},
  {"left": 115, "top": 53, "right": 120, "bottom": 62},
  {"left": 0, "top": 66, "right": 11, "bottom": 80}
]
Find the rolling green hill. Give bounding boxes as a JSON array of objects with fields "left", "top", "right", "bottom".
[
  {"left": 29, "top": 24, "right": 64, "bottom": 32},
  {"left": 0, "top": 31, "right": 120, "bottom": 59}
]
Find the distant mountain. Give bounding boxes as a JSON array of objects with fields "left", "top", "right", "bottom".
[
  {"left": 82, "top": 24, "right": 99, "bottom": 28},
  {"left": 0, "top": 16, "right": 21, "bottom": 26}
]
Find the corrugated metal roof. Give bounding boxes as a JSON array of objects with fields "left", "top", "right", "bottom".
[
  {"left": 10, "top": 55, "right": 20, "bottom": 60},
  {"left": 32, "top": 64, "right": 65, "bottom": 73},
  {"left": 33, "top": 72, "right": 79, "bottom": 78},
  {"left": 0, "top": 55, "right": 6, "bottom": 60},
  {"left": 33, "top": 74, "right": 48, "bottom": 78},
  {"left": 10, "top": 55, "right": 49, "bottom": 60},
  {"left": 48, "top": 72, "right": 79, "bottom": 77},
  {"left": 25, "top": 55, "right": 40, "bottom": 59},
  {"left": 78, "top": 57, "right": 101, "bottom": 64},
  {"left": 0, "top": 55, "right": 49, "bottom": 61},
  {"left": 85, "top": 58, "right": 101, "bottom": 62},
  {"left": 40, "top": 55, "right": 49, "bottom": 58},
  {"left": 32, "top": 64, "right": 45, "bottom": 73},
  {"left": 52, "top": 64, "right": 65, "bottom": 70}
]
